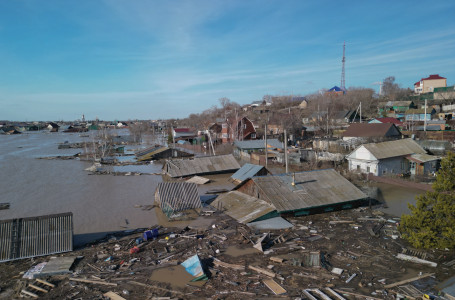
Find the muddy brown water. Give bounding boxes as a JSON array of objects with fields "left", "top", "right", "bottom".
[
  {"left": 0, "top": 131, "right": 231, "bottom": 246},
  {"left": 0, "top": 131, "right": 421, "bottom": 247}
]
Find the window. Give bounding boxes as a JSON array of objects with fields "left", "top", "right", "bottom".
[
  {"left": 367, "top": 166, "right": 370, "bottom": 173},
  {"left": 244, "top": 124, "right": 247, "bottom": 129},
  {"left": 356, "top": 165, "right": 360, "bottom": 171},
  {"left": 251, "top": 133, "right": 256, "bottom": 139}
]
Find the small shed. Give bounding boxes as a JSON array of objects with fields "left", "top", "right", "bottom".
[
  {"left": 163, "top": 154, "right": 240, "bottom": 178},
  {"left": 155, "top": 182, "right": 201, "bottom": 218},
  {"left": 230, "top": 163, "right": 269, "bottom": 184}
]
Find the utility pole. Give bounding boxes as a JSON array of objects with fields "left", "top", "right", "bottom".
[
  {"left": 341, "top": 41, "right": 346, "bottom": 91},
  {"left": 424, "top": 99, "right": 427, "bottom": 132},
  {"left": 360, "top": 102, "right": 362, "bottom": 123},
  {"left": 284, "top": 129, "right": 288, "bottom": 173},
  {"left": 265, "top": 123, "right": 268, "bottom": 168}
]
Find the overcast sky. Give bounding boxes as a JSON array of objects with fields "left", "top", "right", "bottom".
[{"left": 1, "top": 0, "right": 454, "bottom": 121}]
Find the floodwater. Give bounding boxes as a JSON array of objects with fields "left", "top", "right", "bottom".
[
  {"left": 363, "top": 182, "right": 425, "bottom": 217},
  {"left": 0, "top": 131, "right": 228, "bottom": 246},
  {"left": 0, "top": 130, "right": 422, "bottom": 247}
]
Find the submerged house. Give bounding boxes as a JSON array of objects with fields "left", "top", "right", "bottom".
[
  {"left": 346, "top": 138, "right": 439, "bottom": 176},
  {"left": 236, "top": 169, "right": 367, "bottom": 216},
  {"left": 163, "top": 154, "right": 240, "bottom": 178},
  {"left": 155, "top": 182, "right": 201, "bottom": 219}
]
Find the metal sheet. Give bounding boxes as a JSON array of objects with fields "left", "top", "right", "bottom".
[
  {"left": 155, "top": 182, "right": 201, "bottom": 218},
  {"left": 231, "top": 163, "right": 265, "bottom": 183},
  {"left": 0, "top": 212, "right": 73, "bottom": 263},
  {"left": 164, "top": 154, "right": 240, "bottom": 178},
  {"left": 247, "top": 217, "right": 293, "bottom": 230},
  {"left": 211, "top": 191, "right": 276, "bottom": 224}
]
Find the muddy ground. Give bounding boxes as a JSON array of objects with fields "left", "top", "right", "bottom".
[{"left": 0, "top": 206, "right": 453, "bottom": 300}]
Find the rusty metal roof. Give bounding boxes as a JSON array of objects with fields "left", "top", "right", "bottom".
[
  {"left": 163, "top": 154, "right": 240, "bottom": 178},
  {"left": 362, "top": 138, "right": 426, "bottom": 160},
  {"left": 0, "top": 213, "right": 73, "bottom": 263},
  {"left": 252, "top": 169, "right": 366, "bottom": 213},
  {"left": 231, "top": 163, "right": 266, "bottom": 183},
  {"left": 155, "top": 182, "right": 201, "bottom": 216},
  {"left": 211, "top": 191, "right": 276, "bottom": 224}
]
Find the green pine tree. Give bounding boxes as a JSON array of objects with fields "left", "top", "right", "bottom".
[{"left": 399, "top": 152, "right": 455, "bottom": 249}]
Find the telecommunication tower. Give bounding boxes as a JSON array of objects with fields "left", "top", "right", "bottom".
[{"left": 341, "top": 41, "right": 346, "bottom": 91}]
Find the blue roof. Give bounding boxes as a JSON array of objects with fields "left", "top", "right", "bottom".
[
  {"left": 328, "top": 86, "right": 343, "bottom": 92},
  {"left": 231, "top": 163, "right": 265, "bottom": 182}
]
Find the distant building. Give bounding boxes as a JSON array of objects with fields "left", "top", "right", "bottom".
[
  {"left": 326, "top": 86, "right": 345, "bottom": 96},
  {"left": 369, "top": 117, "right": 403, "bottom": 126},
  {"left": 414, "top": 74, "right": 447, "bottom": 94},
  {"left": 342, "top": 123, "right": 402, "bottom": 142},
  {"left": 404, "top": 108, "right": 436, "bottom": 122},
  {"left": 237, "top": 117, "right": 257, "bottom": 140}
]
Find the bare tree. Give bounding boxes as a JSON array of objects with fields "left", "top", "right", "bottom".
[{"left": 128, "top": 121, "right": 149, "bottom": 143}]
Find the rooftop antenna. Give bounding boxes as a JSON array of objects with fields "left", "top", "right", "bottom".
[{"left": 341, "top": 41, "right": 346, "bottom": 91}]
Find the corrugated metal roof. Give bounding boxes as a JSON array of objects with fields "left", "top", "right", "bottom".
[
  {"left": 211, "top": 191, "right": 276, "bottom": 224},
  {"left": 231, "top": 163, "right": 265, "bottom": 183},
  {"left": 164, "top": 154, "right": 240, "bottom": 178},
  {"left": 0, "top": 213, "right": 73, "bottom": 263},
  {"left": 362, "top": 138, "right": 426, "bottom": 160},
  {"left": 252, "top": 169, "right": 366, "bottom": 213},
  {"left": 234, "top": 139, "right": 284, "bottom": 150},
  {"left": 155, "top": 182, "right": 201, "bottom": 216}
]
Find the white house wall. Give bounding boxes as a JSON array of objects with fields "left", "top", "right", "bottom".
[
  {"left": 348, "top": 158, "right": 379, "bottom": 175},
  {"left": 347, "top": 146, "right": 377, "bottom": 160}
]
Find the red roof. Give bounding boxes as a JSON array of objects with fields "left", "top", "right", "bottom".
[
  {"left": 423, "top": 74, "right": 446, "bottom": 80},
  {"left": 374, "top": 117, "right": 403, "bottom": 126},
  {"left": 415, "top": 74, "right": 445, "bottom": 87}
]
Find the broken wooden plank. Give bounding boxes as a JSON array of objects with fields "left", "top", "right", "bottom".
[
  {"left": 324, "top": 287, "right": 346, "bottom": 300},
  {"left": 28, "top": 284, "right": 48, "bottom": 293},
  {"left": 269, "top": 256, "right": 284, "bottom": 263},
  {"left": 384, "top": 273, "right": 435, "bottom": 289},
  {"left": 396, "top": 253, "right": 437, "bottom": 267},
  {"left": 212, "top": 257, "right": 245, "bottom": 271},
  {"left": 334, "top": 289, "right": 383, "bottom": 300},
  {"left": 103, "top": 291, "right": 127, "bottom": 300},
  {"left": 186, "top": 176, "right": 210, "bottom": 185},
  {"left": 128, "top": 280, "right": 184, "bottom": 295},
  {"left": 263, "top": 278, "right": 286, "bottom": 295},
  {"left": 70, "top": 278, "right": 117, "bottom": 286},
  {"left": 20, "top": 289, "right": 39, "bottom": 298},
  {"left": 248, "top": 265, "right": 276, "bottom": 278},
  {"left": 35, "top": 279, "right": 55, "bottom": 288}
]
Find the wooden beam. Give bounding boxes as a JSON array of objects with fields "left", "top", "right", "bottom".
[
  {"left": 384, "top": 273, "right": 435, "bottom": 289},
  {"left": 28, "top": 284, "right": 48, "bottom": 293},
  {"left": 70, "top": 278, "right": 117, "bottom": 286},
  {"left": 35, "top": 279, "right": 55, "bottom": 288},
  {"left": 248, "top": 265, "right": 276, "bottom": 278}
]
